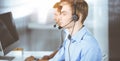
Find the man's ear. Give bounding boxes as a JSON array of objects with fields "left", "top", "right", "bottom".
[{"left": 78, "top": 13, "right": 82, "bottom": 21}]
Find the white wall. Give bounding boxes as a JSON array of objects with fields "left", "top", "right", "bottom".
[
  {"left": 85, "top": 0, "right": 108, "bottom": 61},
  {"left": 0, "top": 0, "right": 34, "bottom": 19},
  {"left": 93, "top": 0, "right": 108, "bottom": 61}
]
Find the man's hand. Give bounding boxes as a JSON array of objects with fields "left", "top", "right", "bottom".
[
  {"left": 41, "top": 55, "right": 50, "bottom": 60},
  {"left": 37, "top": 59, "right": 48, "bottom": 61},
  {"left": 25, "top": 56, "right": 35, "bottom": 61}
]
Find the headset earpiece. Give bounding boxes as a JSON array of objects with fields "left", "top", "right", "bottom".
[
  {"left": 72, "top": 14, "right": 79, "bottom": 21},
  {"left": 72, "top": 0, "right": 79, "bottom": 22}
]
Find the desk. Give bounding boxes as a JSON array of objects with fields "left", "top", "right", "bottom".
[{"left": 6, "top": 51, "right": 52, "bottom": 61}]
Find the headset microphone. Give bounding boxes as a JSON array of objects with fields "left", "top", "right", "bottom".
[
  {"left": 58, "top": 26, "right": 62, "bottom": 29},
  {"left": 53, "top": 18, "right": 73, "bottom": 30},
  {"left": 53, "top": 24, "right": 62, "bottom": 29},
  {"left": 53, "top": 24, "right": 57, "bottom": 28}
]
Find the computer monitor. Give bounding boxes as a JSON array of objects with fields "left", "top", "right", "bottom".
[{"left": 0, "top": 12, "right": 19, "bottom": 60}]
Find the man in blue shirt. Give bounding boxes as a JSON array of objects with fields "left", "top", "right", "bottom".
[
  {"left": 49, "top": 0, "right": 102, "bottom": 61},
  {"left": 49, "top": 26, "right": 102, "bottom": 61}
]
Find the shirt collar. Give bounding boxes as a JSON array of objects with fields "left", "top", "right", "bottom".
[
  {"left": 64, "top": 29, "right": 69, "bottom": 40},
  {"left": 64, "top": 26, "right": 87, "bottom": 43}
]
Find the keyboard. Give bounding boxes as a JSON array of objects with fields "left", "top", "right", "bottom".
[{"left": 0, "top": 56, "right": 14, "bottom": 61}]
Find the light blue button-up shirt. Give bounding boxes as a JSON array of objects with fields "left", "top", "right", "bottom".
[{"left": 49, "top": 26, "right": 102, "bottom": 61}]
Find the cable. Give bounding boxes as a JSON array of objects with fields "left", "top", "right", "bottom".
[
  {"left": 68, "top": 21, "right": 76, "bottom": 61},
  {"left": 53, "top": 19, "right": 73, "bottom": 30}
]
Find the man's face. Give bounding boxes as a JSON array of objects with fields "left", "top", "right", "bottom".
[
  {"left": 59, "top": 3, "right": 73, "bottom": 28},
  {"left": 53, "top": 8, "right": 60, "bottom": 25}
]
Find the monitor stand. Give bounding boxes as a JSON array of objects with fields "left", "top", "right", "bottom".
[{"left": 0, "top": 56, "right": 14, "bottom": 61}]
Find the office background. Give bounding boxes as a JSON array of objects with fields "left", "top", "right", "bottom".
[{"left": 0, "top": 0, "right": 120, "bottom": 61}]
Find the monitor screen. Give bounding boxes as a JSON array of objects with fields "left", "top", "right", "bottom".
[{"left": 0, "top": 12, "right": 19, "bottom": 60}]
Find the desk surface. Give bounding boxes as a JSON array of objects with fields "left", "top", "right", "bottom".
[{"left": 5, "top": 51, "right": 52, "bottom": 61}]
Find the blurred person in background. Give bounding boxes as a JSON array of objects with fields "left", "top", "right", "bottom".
[{"left": 25, "top": 2, "right": 62, "bottom": 61}]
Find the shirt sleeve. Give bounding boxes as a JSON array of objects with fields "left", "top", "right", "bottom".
[
  {"left": 49, "top": 40, "right": 67, "bottom": 61},
  {"left": 80, "top": 47, "right": 102, "bottom": 61},
  {"left": 49, "top": 46, "right": 65, "bottom": 61}
]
